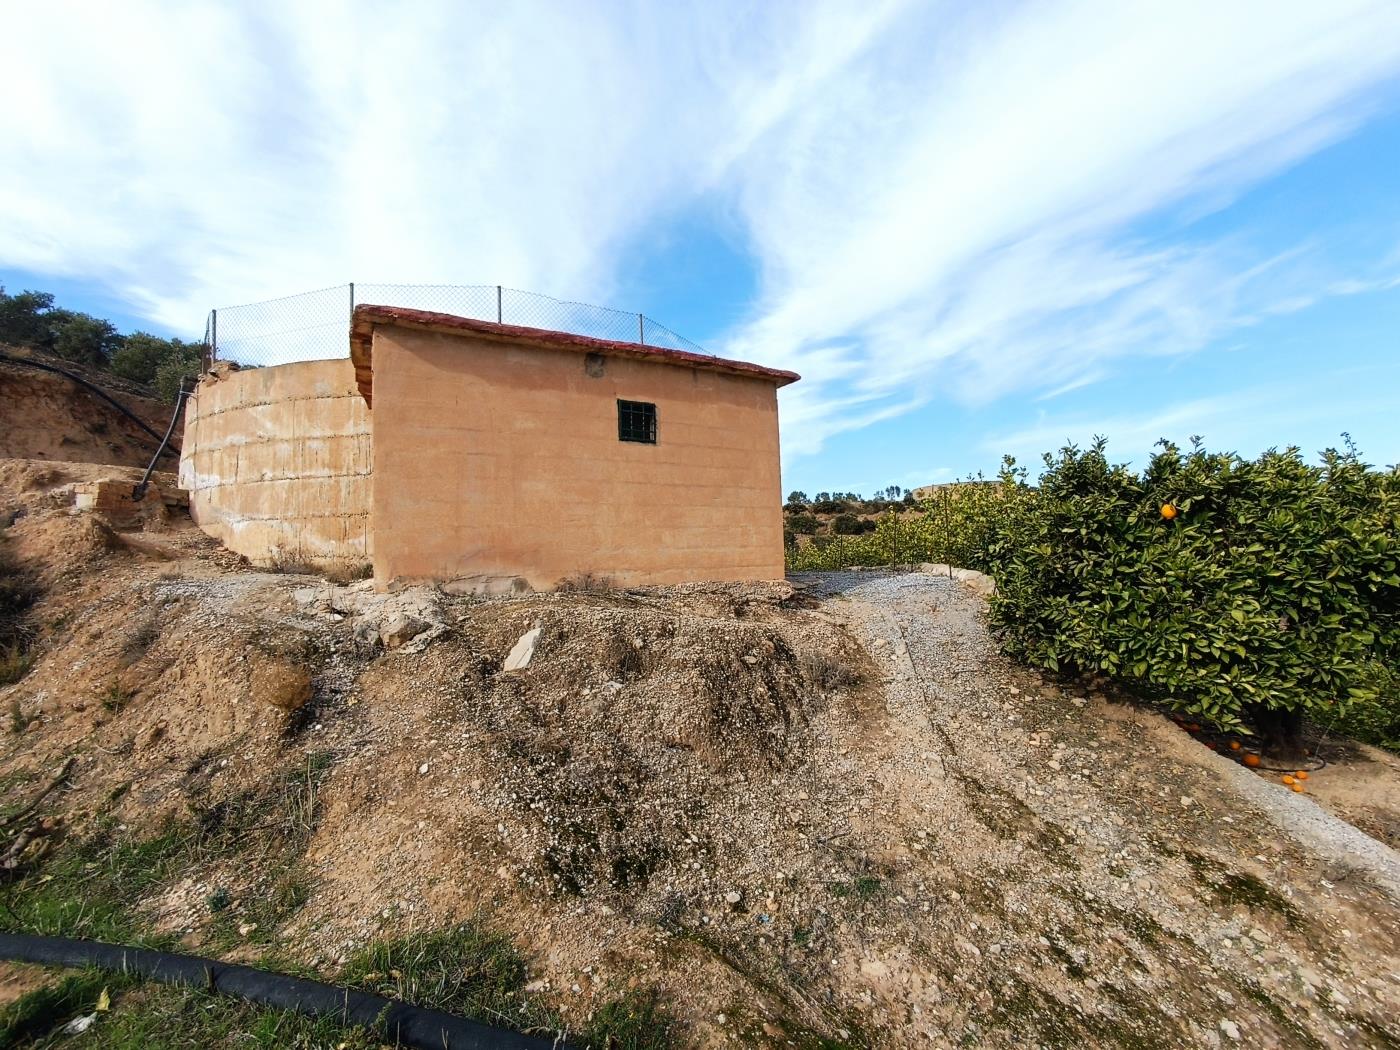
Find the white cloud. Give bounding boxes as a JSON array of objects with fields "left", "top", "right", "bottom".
[
  {"left": 1, "top": 0, "right": 1399, "bottom": 459},
  {"left": 717, "top": 0, "right": 1400, "bottom": 457},
  {"left": 0, "top": 0, "right": 908, "bottom": 331}
]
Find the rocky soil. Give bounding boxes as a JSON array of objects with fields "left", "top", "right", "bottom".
[{"left": 1, "top": 458, "right": 1399, "bottom": 1047}]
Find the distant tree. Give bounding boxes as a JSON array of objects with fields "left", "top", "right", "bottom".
[
  {"left": 786, "top": 512, "right": 820, "bottom": 534},
  {"left": 110, "top": 332, "right": 171, "bottom": 384},
  {"left": 0, "top": 287, "right": 57, "bottom": 348},
  {"left": 785, "top": 490, "right": 809, "bottom": 506},
  {"left": 151, "top": 341, "right": 204, "bottom": 402},
  {"left": 49, "top": 311, "right": 122, "bottom": 367},
  {"left": 0, "top": 286, "right": 121, "bottom": 366},
  {"left": 112, "top": 332, "right": 203, "bottom": 399},
  {"left": 832, "top": 513, "right": 875, "bottom": 535},
  {"left": 902, "top": 491, "right": 917, "bottom": 506},
  {"left": 815, "top": 492, "right": 831, "bottom": 503}
]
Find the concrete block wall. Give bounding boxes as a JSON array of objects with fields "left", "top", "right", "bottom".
[{"left": 179, "top": 359, "right": 372, "bottom": 568}]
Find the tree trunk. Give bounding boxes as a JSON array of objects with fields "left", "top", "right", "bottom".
[{"left": 1251, "top": 706, "right": 1307, "bottom": 762}]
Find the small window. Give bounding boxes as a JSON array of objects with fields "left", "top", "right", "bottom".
[{"left": 617, "top": 399, "right": 657, "bottom": 444}]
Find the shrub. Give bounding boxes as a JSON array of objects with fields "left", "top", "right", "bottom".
[
  {"left": 785, "top": 512, "right": 821, "bottom": 534},
  {"left": 832, "top": 514, "right": 876, "bottom": 535},
  {"left": 789, "top": 441, "right": 1399, "bottom": 753},
  {"left": 986, "top": 439, "right": 1399, "bottom": 746}
]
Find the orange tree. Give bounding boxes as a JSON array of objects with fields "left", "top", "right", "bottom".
[{"left": 985, "top": 438, "right": 1399, "bottom": 755}]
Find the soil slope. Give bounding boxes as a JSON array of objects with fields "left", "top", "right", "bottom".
[
  {"left": 0, "top": 460, "right": 1398, "bottom": 1047},
  {"left": 0, "top": 348, "right": 177, "bottom": 468}
]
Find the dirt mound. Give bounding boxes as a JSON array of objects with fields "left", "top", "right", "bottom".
[
  {"left": 438, "top": 595, "right": 862, "bottom": 898},
  {"left": 0, "top": 347, "right": 177, "bottom": 468},
  {"left": 1, "top": 460, "right": 1399, "bottom": 1047}
]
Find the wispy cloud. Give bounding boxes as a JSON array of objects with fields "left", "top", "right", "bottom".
[
  {"left": 1, "top": 0, "right": 1398, "bottom": 466},
  {"left": 714, "top": 0, "right": 1400, "bottom": 457},
  {"left": 985, "top": 367, "right": 1400, "bottom": 472}
]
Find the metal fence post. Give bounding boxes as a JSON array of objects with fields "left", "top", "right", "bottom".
[
  {"left": 211, "top": 309, "right": 217, "bottom": 361},
  {"left": 349, "top": 282, "right": 355, "bottom": 314},
  {"left": 638, "top": 313, "right": 645, "bottom": 345},
  {"left": 496, "top": 286, "right": 503, "bottom": 324}
]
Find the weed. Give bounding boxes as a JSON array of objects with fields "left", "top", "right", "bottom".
[
  {"left": 0, "top": 816, "right": 192, "bottom": 943},
  {"left": 1, "top": 754, "right": 337, "bottom": 946},
  {"left": 8, "top": 698, "right": 30, "bottom": 735},
  {"left": 0, "top": 974, "right": 379, "bottom": 1049},
  {"left": 341, "top": 922, "right": 562, "bottom": 1035},
  {"left": 341, "top": 921, "right": 678, "bottom": 1047},
  {"left": 556, "top": 572, "right": 616, "bottom": 594},
  {"left": 123, "top": 614, "right": 161, "bottom": 661},
  {"left": 206, "top": 888, "right": 232, "bottom": 914},
  {"left": 799, "top": 650, "right": 863, "bottom": 693},
  {"left": 0, "top": 644, "right": 32, "bottom": 688},
  {"left": 264, "top": 547, "right": 318, "bottom": 576},
  {"left": 100, "top": 679, "right": 131, "bottom": 714},
  {"left": 853, "top": 875, "right": 883, "bottom": 900},
  {"left": 319, "top": 559, "right": 372, "bottom": 585},
  {"left": 104, "top": 782, "right": 131, "bottom": 806},
  {"left": 583, "top": 989, "right": 676, "bottom": 1050},
  {"left": 0, "top": 969, "right": 132, "bottom": 1048}
]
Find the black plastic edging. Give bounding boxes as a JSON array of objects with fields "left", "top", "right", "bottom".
[
  {"left": 0, "top": 933, "right": 558, "bottom": 1050},
  {"left": 0, "top": 352, "right": 180, "bottom": 458}
]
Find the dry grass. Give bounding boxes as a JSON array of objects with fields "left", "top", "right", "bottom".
[
  {"left": 799, "top": 649, "right": 864, "bottom": 692},
  {"left": 556, "top": 571, "right": 617, "bottom": 594}
]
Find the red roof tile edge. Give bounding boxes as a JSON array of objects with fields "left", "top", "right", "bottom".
[{"left": 348, "top": 303, "right": 799, "bottom": 407}]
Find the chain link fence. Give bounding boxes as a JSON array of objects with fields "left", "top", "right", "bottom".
[{"left": 207, "top": 283, "right": 711, "bottom": 368}]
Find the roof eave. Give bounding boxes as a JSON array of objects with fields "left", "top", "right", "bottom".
[{"left": 348, "top": 304, "right": 799, "bottom": 407}]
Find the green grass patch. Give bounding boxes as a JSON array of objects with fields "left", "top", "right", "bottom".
[
  {"left": 0, "top": 754, "right": 336, "bottom": 947},
  {"left": 341, "top": 921, "right": 676, "bottom": 1048},
  {"left": 340, "top": 922, "right": 563, "bottom": 1036},
  {"left": 0, "top": 970, "right": 378, "bottom": 1049}
]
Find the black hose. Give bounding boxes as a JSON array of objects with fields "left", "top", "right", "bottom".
[
  {"left": 0, "top": 352, "right": 180, "bottom": 458},
  {"left": 132, "top": 381, "right": 192, "bottom": 501},
  {"left": 0, "top": 933, "right": 559, "bottom": 1049}
]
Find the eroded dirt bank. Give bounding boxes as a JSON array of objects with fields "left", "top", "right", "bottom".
[{"left": 1, "top": 459, "right": 1398, "bottom": 1047}]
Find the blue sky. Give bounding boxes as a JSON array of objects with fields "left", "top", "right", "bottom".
[{"left": 3, "top": 1, "right": 1400, "bottom": 496}]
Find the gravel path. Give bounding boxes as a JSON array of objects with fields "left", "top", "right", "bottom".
[{"left": 792, "top": 569, "right": 1400, "bottom": 1048}]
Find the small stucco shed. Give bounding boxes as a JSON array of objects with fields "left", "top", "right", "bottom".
[{"left": 179, "top": 305, "right": 798, "bottom": 592}]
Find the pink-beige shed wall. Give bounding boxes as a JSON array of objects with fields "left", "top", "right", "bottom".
[{"left": 367, "top": 326, "right": 786, "bottom": 591}]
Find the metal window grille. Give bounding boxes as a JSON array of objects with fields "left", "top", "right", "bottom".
[{"left": 617, "top": 399, "right": 657, "bottom": 444}]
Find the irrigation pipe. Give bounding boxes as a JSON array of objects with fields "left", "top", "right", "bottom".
[
  {"left": 132, "top": 380, "right": 191, "bottom": 501},
  {"left": 0, "top": 352, "right": 179, "bottom": 458},
  {"left": 0, "top": 933, "right": 558, "bottom": 1050}
]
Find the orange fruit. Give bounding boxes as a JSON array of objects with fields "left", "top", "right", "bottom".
[
  {"left": 1281, "top": 775, "right": 1296, "bottom": 786},
  {"left": 1295, "top": 770, "right": 1308, "bottom": 781},
  {"left": 1242, "top": 754, "right": 1261, "bottom": 768},
  {"left": 1229, "top": 741, "right": 1242, "bottom": 751},
  {"left": 1290, "top": 783, "right": 1305, "bottom": 793},
  {"left": 1160, "top": 504, "right": 1178, "bottom": 520}
]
